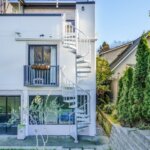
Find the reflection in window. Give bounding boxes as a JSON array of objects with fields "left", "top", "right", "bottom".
[
  {"left": 29, "top": 95, "right": 74, "bottom": 125},
  {"left": 29, "top": 45, "right": 56, "bottom": 66}
]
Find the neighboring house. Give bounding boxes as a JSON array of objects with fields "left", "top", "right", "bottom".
[
  {"left": 0, "top": 0, "right": 96, "bottom": 143},
  {"left": 100, "top": 34, "right": 150, "bottom": 102}
]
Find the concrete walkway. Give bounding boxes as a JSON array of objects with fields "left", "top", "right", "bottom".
[{"left": 0, "top": 124, "right": 110, "bottom": 150}]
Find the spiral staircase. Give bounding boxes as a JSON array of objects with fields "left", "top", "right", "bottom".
[{"left": 61, "top": 22, "right": 92, "bottom": 143}]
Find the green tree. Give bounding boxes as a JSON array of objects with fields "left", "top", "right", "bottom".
[
  {"left": 96, "top": 56, "right": 112, "bottom": 108},
  {"left": 131, "top": 35, "right": 150, "bottom": 125},
  {"left": 117, "top": 67, "right": 133, "bottom": 126},
  {"left": 143, "top": 54, "right": 150, "bottom": 124},
  {"left": 116, "top": 76, "right": 123, "bottom": 105},
  {"left": 99, "top": 41, "right": 110, "bottom": 53}
]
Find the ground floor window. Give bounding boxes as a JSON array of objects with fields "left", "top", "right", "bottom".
[
  {"left": 0, "top": 96, "right": 20, "bottom": 135},
  {"left": 29, "top": 95, "right": 74, "bottom": 125}
]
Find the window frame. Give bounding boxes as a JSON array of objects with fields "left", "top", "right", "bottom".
[
  {"left": 28, "top": 45, "right": 57, "bottom": 66},
  {"left": 28, "top": 95, "right": 75, "bottom": 125}
]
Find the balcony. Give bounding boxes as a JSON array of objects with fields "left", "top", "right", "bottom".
[{"left": 24, "top": 65, "right": 59, "bottom": 87}]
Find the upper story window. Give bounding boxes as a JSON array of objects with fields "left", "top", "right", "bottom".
[{"left": 29, "top": 45, "right": 57, "bottom": 66}]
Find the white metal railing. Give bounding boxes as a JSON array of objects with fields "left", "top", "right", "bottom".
[
  {"left": 24, "top": 65, "right": 59, "bottom": 87},
  {"left": 64, "top": 22, "right": 91, "bottom": 61}
]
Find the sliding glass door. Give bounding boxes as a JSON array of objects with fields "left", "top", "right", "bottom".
[{"left": 0, "top": 96, "right": 20, "bottom": 135}]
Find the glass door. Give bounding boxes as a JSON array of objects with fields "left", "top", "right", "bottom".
[{"left": 0, "top": 96, "right": 20, "bottom": 135}]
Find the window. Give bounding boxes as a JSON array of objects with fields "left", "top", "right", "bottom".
[
  {"left": 29, "top": 95, "right": 74, "bottom": 125},
  {"left": 29, "top": 45, "right": 57, "bottom": 66},
  {"left": 0, "top": 96, "right": 20, "bottom": 135}
]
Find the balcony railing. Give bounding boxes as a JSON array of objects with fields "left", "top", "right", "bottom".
[{"left": 24, "top": 65, "right": 59, "bottom": 87}]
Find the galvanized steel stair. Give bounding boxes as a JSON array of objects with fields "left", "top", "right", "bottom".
[{"left": 62, "top": 22, "right": 91, "bottom": 143}]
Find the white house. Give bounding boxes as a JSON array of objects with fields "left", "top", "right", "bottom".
[{"left": 0, "top": 0, "right": 96, "bottom": 143}]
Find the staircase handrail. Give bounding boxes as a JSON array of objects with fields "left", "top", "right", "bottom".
[
  {"left": 61, "top": 68, "right": 90, "bottom": 98},
  {"left": 64, "top": 22, "right": 91, "bottom": 59}
]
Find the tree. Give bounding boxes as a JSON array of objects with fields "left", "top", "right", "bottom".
[
  {"left": 96, "top": 56, "right": 112, "bottom": 108},
  {"left": 131, "top": 35, "right": 150, "bottom": 125},
  {"left": 143, "top": 54, "right": 150, "bottom": 124},
  {"left": 99, "top": 41, "right": 110, "bottom": 53},
  {"left": 116, "top": 76, "right": 123, "bottom": 105},
  {"left": 117, "top": 67, "right": 134, "bottom": 126}
]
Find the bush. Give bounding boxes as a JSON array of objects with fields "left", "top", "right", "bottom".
[
  {"left": 112, "top": 109, "right": 118, "bottom": 120},
  {"left": 117, "top": 67, "right": 134, "bottom": 126},
  {"left": 103, "top": 103, "right": 115, "bottom": 114}
]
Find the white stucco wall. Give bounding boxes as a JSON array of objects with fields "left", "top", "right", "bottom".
[
  {"left": 0, "top": 15, "right": 63, "bottom": 90},
  {"left": 0, "top": 11, "right": 96, "bottom": 136},
  {"left": 76, "top": 3, "right": 95, "bottom": 38}
]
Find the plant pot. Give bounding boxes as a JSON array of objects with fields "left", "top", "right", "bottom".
[
  {"left": 31, "top": 64, "right": 50, "bottom": 70},
  {"left": 17, "top": 124, "right": 26, "bottom": 140}
]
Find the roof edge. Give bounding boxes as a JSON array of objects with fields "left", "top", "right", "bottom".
[
  {"left": 0, "top": 13, "right": 62, "bottom": 16},
  {"left": 99, "top": 41, "right": 133, "bottom": 55}
]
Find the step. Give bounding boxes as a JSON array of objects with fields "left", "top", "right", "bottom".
[
  {"left": 63, "top": 99, "right": 76, "bottom": 103},
  {"left": 77, "top": 71, "right": 91, "bottom": 74},
  {"left": 78, "top": 122, "right": 89, "bottom": 127},
  {"left": 77, "top": 75, "right": 88, "bottom": 78},
  {"left": 63, "top": 86, "right": 75, "bottom": 90},
  {"left": 64, "top": 42, "right": 76, "bottom": 46},
  {"left": 63, "top": 45, "right": 77, "bottom": 50},
  {"left": 77, "top": 66, "right": 91, "bottom": 69},
  {"left": 77, "top": 125, "right": 89, "bottom": 130},
  {"left": 64, "top": 33, "right": 76, "bottom": 38},
  {"left": 77, "top": 60, "right": 88, "bottom": 64},
  {"left": 77, "top": 113, "right": 89, "bottom": 117},
  {"left": 77, "top": 109, "right": 85, "bottom": 113},
  {"left": 76, "top": 55, "right": 83, "bottom": 59},
  {"left": 77, "top": 118, "right": 89, "bottom": 122},
  {"left": 69, "top": 50, "right": 76, "bottom": 54},
  {"left": 69, "top": 105, "right": 76, "bottom": 108},
  {"left": 77, "top": 111, "right": 86, "bottom": 114}
]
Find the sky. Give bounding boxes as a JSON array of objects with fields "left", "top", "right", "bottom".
[{"left": 95, "top": 0, "right": 150, "bottom": 49}]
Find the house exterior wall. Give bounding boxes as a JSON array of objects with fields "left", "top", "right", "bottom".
[
  {"left": 111, "top": 49, "right": 136, "bottom": 101},
  {"left": 0, "top": 2, "right": 96, "bottom": 137},
  {"left": 111, "top": 37, "right": 150, "bottom": 101},
  {"left": 76, "top": 3, "right": 95, "bottom": 38},
  {"left": 100, "top": 45, "right": 130, "bottom": 64},
  {"left": 24, "top": 7, "right": 75, "bottom": 20}
]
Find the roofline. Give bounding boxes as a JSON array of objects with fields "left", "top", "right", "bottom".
[
  {"left": 99, "top": 41, "right": 133, "bottom": 55},
  {"left": 0, "top": 13, "right": 62, "bottom": 16},
  {"left": 110, "top": 37, "right": 141, "bottom": 71},
  {"left": 111, "top": 45, "right": 137, "bottom": 71},
  {"left": 8, "top": 0, "right": 95, "bottom": 5}
]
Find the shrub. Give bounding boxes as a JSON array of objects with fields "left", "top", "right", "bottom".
[
  {"left": 112, "top": 109, "right": 118, "bottom": 120},
  {"left": 103, "top": 103, "right": 115, "bottom": 114},
  {"left": 117, "top": 67, "right": 133, "bottom": 126},
  {"left": 96, "top": 56, "right": 112, "bottom": 108}
]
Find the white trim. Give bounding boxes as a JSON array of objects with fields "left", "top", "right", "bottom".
[
  {"left": 15, "top": 38, "right": 62, "bottom": 42},
  {"left": 111, "top": 45, "right": 137, "bottom": 71}
]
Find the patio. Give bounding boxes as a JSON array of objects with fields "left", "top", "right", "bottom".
[{"left": 0, "top": 124, "right": 110, "bottom": 150}]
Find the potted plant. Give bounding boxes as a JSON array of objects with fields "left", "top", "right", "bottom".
[
  {"left": 17, "top": 123, "right": 26, "bottom": 140},
  {"left": 31, "top": 64, "right": 50, "bottom": 70},
  {"left": 7, "top": 108, "right": 26, "bottom": 140}
]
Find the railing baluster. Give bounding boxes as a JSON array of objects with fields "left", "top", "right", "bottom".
[{"left": 24, "top": 65, "right": 59, "bottom": 87}]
